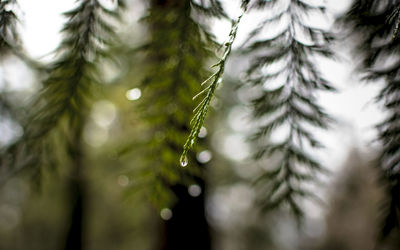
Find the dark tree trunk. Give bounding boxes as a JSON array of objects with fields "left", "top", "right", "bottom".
[
  {"left": 63, "top": 117, "right": 87, "bottom": 250},
  {"left": 64, "top": 175, "right": 85, "bottom": 250},
  {"left": 149, "top": 0, "right": 212, "bottom": 249},
  {"left": 160, "top": 178, "right": 211, "bottom": 250}
]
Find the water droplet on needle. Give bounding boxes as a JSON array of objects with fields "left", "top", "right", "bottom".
[{"left": 180, "top": 155, "right": 188, "bottom": 167}]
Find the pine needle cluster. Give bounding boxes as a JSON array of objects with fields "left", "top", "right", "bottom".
[
  {"left": 243, "top": 0, "right": 335, "bottom": 217},
  {"left": 341, "top": 0, "right": 400, "bottom": 238}
]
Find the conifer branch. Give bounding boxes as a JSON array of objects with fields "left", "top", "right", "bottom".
[
  {"left": 0, "top": 0, "right": 123, "bottom": 180},
  {"left": 341, "top": 0, "right": 400, "bottom": 239},
  {"left": 180, "top": 2, "right": 248, "bottom": 166},
  {"left": 244, "top": 0, "right": 335, "bottom": 218},
  {"left": 122, "top": 0, "right": 223, "bottom": 208}
]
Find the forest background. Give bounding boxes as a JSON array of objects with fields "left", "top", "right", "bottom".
[{"left": 0, "top": 0, "right": 399, "bottom": 249}]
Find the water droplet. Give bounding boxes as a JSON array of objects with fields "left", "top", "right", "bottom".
[
  {"left": 160, "top": 208, "right": 173, "bottom": 220},
  {"left": 198, "top": 127, "right": 207, "bottom": 138},
  {"left": 197, "top": 150, "right": 212, "bottom": 163},
  {"left": 117, "top": 175, "right": 129, "bottom": 187},
  {"left": 92, "top": 100, "right": 117, "bottom": 128},
  {"left": 180, "top": 155, "right": 188, "bottom": 167},
  {"left": 217, "top": 78, "right": 222, "bottom": 84},
  {"left": 125, "top": 88, "right": 141, "bottom": 101},
  {"left": 188, "top": 184, "right": 202, "bottom": 197}
]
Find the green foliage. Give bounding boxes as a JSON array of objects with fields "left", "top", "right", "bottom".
[
  {"left": 243, "top": 0, "right": 335, "bottom": 218},
  {"left": 123, "top": 0, "right": 221, "bottom": 209},
  {"left": 181, "top": 0, "right": 248, "bottom": 165},
  {"left": 0, "top": 0, "right": 123, "bottom": 180},
  {"left": 341, "top": 0, "right": 400, "bottom": 239}
]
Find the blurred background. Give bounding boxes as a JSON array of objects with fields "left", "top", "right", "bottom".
[{"left": 0, "top": 0, "right": 399, "bottom": 249}]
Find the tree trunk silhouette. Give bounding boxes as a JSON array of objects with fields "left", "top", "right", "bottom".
[
  {"left": 64, "top": 174, "right": 85, "bottom": 250},
  {"left": 160, "top": 178, "right": 211, "bottom": 250},
  {"left": 150, "top": 0, "right": 212, "bottom": 249},
  {"left": 63, "top": 118, "right": 87, "bottom": 250}
]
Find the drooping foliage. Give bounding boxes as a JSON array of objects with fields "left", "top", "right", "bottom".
[
  {"left": 124, "top": 0, "right": 223, "bottom": 208},
  {"left": 243, "top": 0, "right": 335, "bottom": 218},
  {"left": 181, "top": 0, "right": 248, "bottom": 163},
  {"left": 341, "top": 0, "right": 400, "bottom": 238},
  {"left": 0, "top": 0, "right": 124, "bottom": 180}
]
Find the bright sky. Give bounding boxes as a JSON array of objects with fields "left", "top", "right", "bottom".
[{"left": 17, "top": 0, "right": 75, "bottom": 60}]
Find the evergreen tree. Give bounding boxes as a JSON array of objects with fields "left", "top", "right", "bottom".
[
  {"left": 242, "top": 0, "right": 335, "bottom": 218},
  {"left": 4, "top": 0, "right": 396, "bottom": 248},
  {"left": 341, "top": 0, "right": 400, "bottom": 239},
  {"left": 122, "top": 0, "right": 224, "bottom": 249},
  {"left": 2, "top": 0, "right": 123, "bottom": 176},
  {"left": 1, "top": 0, "right": 124, "bottom": 249},
  {"left": 130, "top": 0, "right": 215, "bottom": 208}
]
